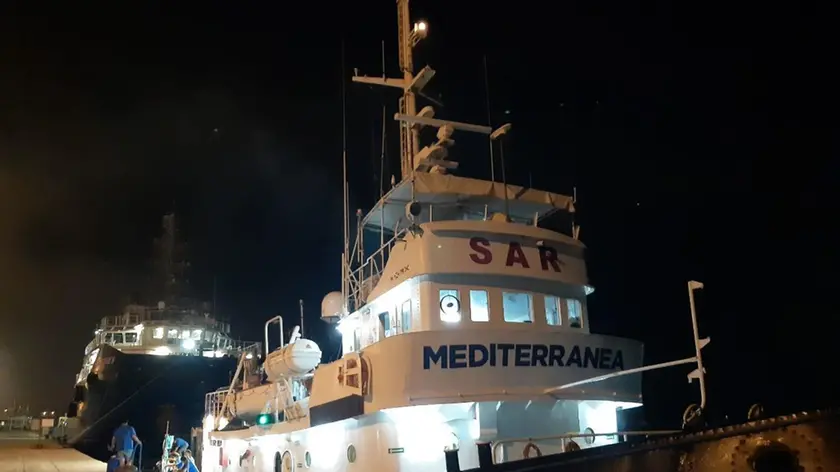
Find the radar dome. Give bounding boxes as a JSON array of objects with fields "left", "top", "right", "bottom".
[{"left": 321, "top": 292, "right": 343, "bottom": 322}]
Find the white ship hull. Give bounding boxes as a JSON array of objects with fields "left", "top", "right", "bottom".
[
  {"left": 202, "top": 399, "right": 639, "bottom": 472},
  {"left": 202, "top": 330, "right": 642, "bottom": 472}
]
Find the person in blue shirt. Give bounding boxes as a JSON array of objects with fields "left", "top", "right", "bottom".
[
  {"left": 178, "top": 450, "right": 199, "bottom": 472},
  {"left": 171, "top": 437, "right": 189, "bottom": 455},
  {"left": 110, "top": 420, "right": 142, "bottom": 466}
]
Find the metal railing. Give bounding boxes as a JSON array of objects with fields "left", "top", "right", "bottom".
[
  {"left": 491, "top": 430, "right": 682, "bottom": 464},
  {"left": 204, "top": 390, "right": 228, "bottom": 420},
  {"left": 345, "top": 228, "right": 407, "bottom": 310}
]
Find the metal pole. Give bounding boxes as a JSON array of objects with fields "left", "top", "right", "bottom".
[
  {"left": 687, "top": 281, "right": 707, "bottom": 409},
  {"left": 299, "top": 300, "right": 304, "bottom": 337}
]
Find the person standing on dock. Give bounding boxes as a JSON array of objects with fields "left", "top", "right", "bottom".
[{"left": 110, "top": 420, "right": 142, "bottom": 466}]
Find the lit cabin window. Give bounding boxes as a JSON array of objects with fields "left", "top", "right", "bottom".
[
  {"left": 503, "top": 292, "right": 533, "bottom": 323},
  {"left": 167, "top": 329, "right": 179, "bottom": 339},
  {"left": 378, "top": 311, "right": 392, "bottom": 337},
  {"left": 180, "top": 330, "right": 191, "bottom": 340},
  {"left": 400, "top": 300, "right": 412, "bottom": 332},
  {"left": 470, "top": 290, "right": 489, "bottom": 322},
  {"left": 153, "top": 327, "right": 164, "bottom": 339},
  {"left": 439, "top": 289, "right": 461, "bottom": 323},
  {"left": 192, "top": 329, "right": 202, "bottom": 340},
  {"left": 124, "top": 332, "right": 138, "bottom": 344},
  {"left": 545, "top": 296, "right": 561, "bottom": 326},
  {"left": 567, "top": 299, "right": 583, "bottom": 328}
]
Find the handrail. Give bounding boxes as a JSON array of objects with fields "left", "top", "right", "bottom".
[
  {"left": 345, "top": 228, "right": 408, "bottom": 310},
  {"left": 491, "top": 430, "right": 682, "bottom": 464},
  {"left": 264, "top": 316, "right": 284, "bottom": 357}
]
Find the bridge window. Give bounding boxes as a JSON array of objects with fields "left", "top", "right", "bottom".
[
  {"left": 469, "top": 290, "right": 489, "bottom": 322},
  {"left": 112, "top": 333, "right": 124, "bottom": 344},
  {"left": 153, "top": 327, "right": 164, "bottom": 339},
  {"left": 400, "top": 300, "right": 412, "bottom": 333},
  {"left": 567, "top": 299, "right": 583, "bottom": 328},
  {"left": 124, "top": 332, "right": 138, "bottom": 344},
  {"left": 503, "top": 292, "right": 533, "bottom": 323},
  {"left": 439, "top": 289, "right": 462, "bottom": 323},
  {"left": 104, "top": 333, "right": 112, "bottom": 343},
  {"left": 167, "top": 329, "right": 179, "bottom": 339},
  {"left": 545, "top": 296, "right": 561, "bottom": 326}
]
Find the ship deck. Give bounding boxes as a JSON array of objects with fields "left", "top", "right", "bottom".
[{"left": 0, "top": 431, "right": 104, "bottom": 472}]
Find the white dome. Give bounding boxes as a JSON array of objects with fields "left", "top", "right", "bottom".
[{"left": 321, "top": 292, "right": 344, "bottom": 321}]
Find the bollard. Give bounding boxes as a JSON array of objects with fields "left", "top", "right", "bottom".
[
  {"left": 444, "top": 448, "right": 461, "bottom": 472},
  {"left": 476, "top": 442, "right": 493, "bottom": 468}
]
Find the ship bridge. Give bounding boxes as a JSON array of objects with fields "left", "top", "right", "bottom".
[{"left": 334, "top": 170, "right": 593, "bottom": 358}]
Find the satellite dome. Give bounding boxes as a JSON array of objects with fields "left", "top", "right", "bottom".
[{"left": 320, "top": 292, "right": 343, "bottom": 322}]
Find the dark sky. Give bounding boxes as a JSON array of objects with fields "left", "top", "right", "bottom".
[{"left": 0, "top": 1, "right": 831, "bottom": 423}]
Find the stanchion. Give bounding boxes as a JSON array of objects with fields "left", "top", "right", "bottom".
[
  {"left": 444, "top": 448, "right": 461, "bottom": 472},
  {"left": 476, "top": 442, "right": 492, "bottom": 468}
]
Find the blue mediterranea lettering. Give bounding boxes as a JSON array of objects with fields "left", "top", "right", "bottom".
[{"left": 422, "top": 343, "right": 625, "bottom": 371}]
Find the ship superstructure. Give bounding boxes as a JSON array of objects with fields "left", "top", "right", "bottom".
[
  {"left": 198, "top": 2, "right": 709, "bottom": 471},
  {"left": 72, "top": 213, "right": 257, "bottom": 395},
  {"left": 63, "top": 213, "right": 259, "bottom": 464}
]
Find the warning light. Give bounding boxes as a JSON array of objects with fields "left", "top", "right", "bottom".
[{"left": 256, "top": 413, "right": 273, "bottom": 426}]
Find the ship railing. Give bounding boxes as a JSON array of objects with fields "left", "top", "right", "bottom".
[
  {"left": 346, "top": 228, "right": 407, "bottom": 309},
  {"left": 487, "top": 430, "right": 681, "bottom": 464},
  {"left": 205, "top": 389, "right": 228, "bottom": 421}
]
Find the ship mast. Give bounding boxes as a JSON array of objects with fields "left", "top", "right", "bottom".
[
  {"left": 155, "top": 212, "right": 189, "bottom": 304},
  {"left": 352, "top": 0, "right": 427, "bottom": 181},
  {"left": 353, "top": 0, "right": 496, "bottom": 182}
]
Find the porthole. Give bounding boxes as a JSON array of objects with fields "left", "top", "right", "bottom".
[
  {"left": 281, "top": 451, "right": 294, "bottom": 472},
  {"left": 304, "top": 451, "right": 311, "bottom": 468},
  {"left": 346, "top": 444, "right": 357, "bottom": 463},
  {"left": 583, "top": 427, "right": 596, "bottom": 445}
]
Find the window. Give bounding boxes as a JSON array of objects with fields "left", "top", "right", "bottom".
[
  {"left": 192, "top": 329, "right": 202, "bottom": 340},
  {"left": 353, "top": 327, "right": 361, "bottom": 352},
  {"left": 567, "top": 299, "right": 583, "bottom": 328},
  {"left": 545, "top": 296, "right": 561, "bottom": 326},
  {"left": 439, "top": 289, "right": 461, "bottom": 323},
  {"left": 379, "top": 311, "right": 392, "bottom": 337},
  {"left": 503, "top": 292, "right": 533, "bottom": 323},
  {"left": 180, "top": 330, "right": 190, "bottom": 340},
  {"left": 112, "top": 333, "right": 124, "bottom": 344},
  {"left": 167, "top": 329, "right": 179, "bottom": 339},
  {"left": 400, "top": 300, "right": 412, "bottom": 333},
  {"left": 124, "top": 332, "right": 138, "bottom": 344},
  {"left": 470, "top": 290, "right": 490, "bottom": 322},
  {"left": 104, "top": 333, "right": 112, "bottom": 343},
  {"left": 153, "top": 327, "right": 164, "bottom": 339}
]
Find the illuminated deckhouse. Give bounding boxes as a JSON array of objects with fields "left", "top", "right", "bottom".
[{"left": 199, "top": 1, "right": 709, "bottom": 471}]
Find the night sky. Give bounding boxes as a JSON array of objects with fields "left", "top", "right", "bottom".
[{"left": 0, "top": 1, "right": 831, "bottom": 427}]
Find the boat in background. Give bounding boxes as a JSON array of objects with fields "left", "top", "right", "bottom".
[
  {"left": 195, "top": 1, "right": 711, "bottom": 471},
  {"left": 57, "top": 213, "right": 260, "bottom": 465}
]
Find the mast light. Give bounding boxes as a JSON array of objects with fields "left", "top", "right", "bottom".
[{"left": 411, "top": 21, "right": 428, "bottom": 43}]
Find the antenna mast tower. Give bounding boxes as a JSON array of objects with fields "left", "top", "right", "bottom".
[
  {"left": 353, "top": 0, "right": 428, "bottom": 181},
  {"left": 155, "top": 213, "right": 189, "bottom": 303}
]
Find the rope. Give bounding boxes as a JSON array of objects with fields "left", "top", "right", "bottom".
[{"left": 69, "top": 361, "right": 179, "bottom": 444}]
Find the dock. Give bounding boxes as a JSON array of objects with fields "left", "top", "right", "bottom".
[{"left": 0, "top": 431, "right": 104, "bottom": 472}]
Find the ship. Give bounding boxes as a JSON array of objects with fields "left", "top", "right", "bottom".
[
  {"left": 59, "top": 213, "right": 260, "bottom": 465},
  {"left": 193, "top": 1, "right": 716, "bottom": 471}
]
